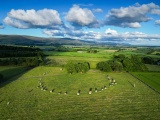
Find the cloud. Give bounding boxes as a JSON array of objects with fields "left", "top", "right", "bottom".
[
  {"left": 93, "top": 8, "right": 103, "bottom": 13},
  {"left": 104, "top": 3, "right": 160, "bottom": 28},
  {"left": 105, "top": 28, "right": 118, "bottom": 35},
  {"left": 43, "top": 27, "right": 160, "bottom": 45},
  {"left": 4, "top": 9, "right": 62, "bottom": 29},
  {"left": 0, "top": 23, "right": 4, "bottom": 29},
  {"left": 155, "top": 20, "right": 160, "bottom": 25},
  {"left": 151, "top": 9, "right": 160, "bottom": 15},
  {"left": 65, "top": 5, "right": 99, "bottom": 28}
]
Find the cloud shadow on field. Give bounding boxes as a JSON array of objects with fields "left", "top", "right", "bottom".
[{"left": 0, "top": 67, "right": 34, "bottom": 88}]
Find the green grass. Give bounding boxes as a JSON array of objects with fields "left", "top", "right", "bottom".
[
  {"left": 46, "top": 56, "right": 109, "bottom": 69},
  {"left": 44, "top": 51, "right": 114, "bottom": 58},
  {"left": 0, "top": 66, "right": 29, "bottom": 80},
  {"left": 146, "top": 64, "right": 160, "bottom": 72},
  {"left": 132, "top": 72, "right": 160, "bottom": 92},
  {"left": 0, "top": 66, "right": 160, "bottom": 119}
]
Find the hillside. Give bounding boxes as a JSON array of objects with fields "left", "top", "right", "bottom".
[
  {"left": 0, "top": 34, "right": 130, "bottom": 46},
  {"left": 0, "top": 35, "right": 85, "bottom": 46}
]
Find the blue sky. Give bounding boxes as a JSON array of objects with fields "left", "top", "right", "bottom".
[{"left": 0, "top": 0, "right": 160, "bottom": 45}]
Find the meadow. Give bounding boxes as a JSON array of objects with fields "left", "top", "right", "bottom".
[
  {"left": 132, "top": 72, "right": 160, "bottom": 92},
  {"left": 0, "top": 66, "right": 160, "bottom": 119},
  {"left": 45, "top": 50, "right": 114, "bottom": 68},
  {"left": 0, "top": 46, "right": 160, "bottom": 119},
  {"left": 0, "top": 66, "right": 30, "bottom": 81}
]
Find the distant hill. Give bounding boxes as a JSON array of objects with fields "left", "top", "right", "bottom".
[
  {"left": 0, "top": 35, "right": 85, "bottom": 46},
  {"left": 0, "top": 34, "right": 130, "bottom": 46}
]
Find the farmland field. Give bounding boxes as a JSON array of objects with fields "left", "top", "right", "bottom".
[
  {"left": 46, "top": 56, "right": 108, "bottom": 68},
  {"left": 132, "top": 72, "right": 160, "bottom": 92},
  {"left": 0, "top": 66, "right": 30, "bottom": 81},
  {"left": 0, "top": 66, "right": 160, "bottom": 119},
  {"left": 146, "top": 64, "right": 160, "bottom": 72}
]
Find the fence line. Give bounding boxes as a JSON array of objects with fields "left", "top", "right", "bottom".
[{"left": 127, "top": 72, "right": 160, "bottom": 94}]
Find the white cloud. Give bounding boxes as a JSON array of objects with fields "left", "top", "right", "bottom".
[
  {"left": 104, "top": 3, "right": 160, "bottom": 28},
  {"left": 93, "top": 8, "right": 103, "bottom": 13},
  {"left": 4, "top": 9, "right": 62, "bottom": 29},
  {"left": 43, "top": 29, "right": 65, "bottom": 36},
  {"left": 0, "top": 23, "right": 4, "bottom": 29},
  {"left": 65, "top": 5, "right": 99, "bottom": 27},
  {"left": 121, "top": 22, "right": 141, "bottom": 28},
  {"left": 105, "top": 28, "right": 118, "bottom": 35},
  {"left": 151, "top": 9, "right": 160, "bottom": 15},
  {"left": 155, "top": 20, "right": 160, "bottom": 25},
  {"left": 43, "top": 27, "right": 160, "bottom": 45}
]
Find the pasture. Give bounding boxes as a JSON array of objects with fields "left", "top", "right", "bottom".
[
  {"left": 0, "top": 66, "right": 160, "bottom": 119},
  {"left": 132, "top": 72, "right": 160, "bottom": 92},
  {"left": 146, "top": 64, "right": 160, "bottom": 72},
  {"left": 46, "top": 56, "right": 108, "bottom": 69},
  {"left": 0, "top": 66, "right": 30, "bottom": 81}
]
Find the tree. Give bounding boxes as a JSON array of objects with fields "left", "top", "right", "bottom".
[
  {"left": 142, "top": 56, "right": 154, "bottom": 64},
  {"left": 66, "top": 61, "right": 90, "bottom": 73},
  {"left": 113, "top": 54, "right": 125, "bottom": 62},
  {"left": 107, "top": 60, "right": 123, "bottom": 71},
  {"left": 122, "top": 58, "right": 133, "bottom": 71},
  {"left": 131, "top": 55, "right": 148, "bottom": 71},
  {"left": 66, "top": 61, "right": 76, "bottom": 74},
  {"left": 0, "top": 73, "right": 3, "bottom": 82},
  {"left": 96, "top": 61, "right": 112, "bottom": 72}
]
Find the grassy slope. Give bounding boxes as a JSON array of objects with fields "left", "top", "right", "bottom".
[
  {"left": 132, "top": 72, "right": 160, "bottom": 92},
  {"left": 0, "top": 66, "right": 29, "bottom": 80},
  {"left": 0, "top": 66, "right": 160, "bottom": 119}
]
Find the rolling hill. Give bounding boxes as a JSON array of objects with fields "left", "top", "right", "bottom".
[{"left": 0, "top": 34, "right": 130, "bottom": 46}]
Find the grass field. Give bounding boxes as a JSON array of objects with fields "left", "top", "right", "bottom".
[
  {"left": 0, "top": 66, "right": 30, "bottom": 81},
  {"left": 146, "top": 64, "right": 160, "bottom": 72},
  {"left": 44, "top": 51, "right": 114, "bottom": 58},
  {"left": 0, "top": 66, "right": 160, "bottom": 119},
  {"left": 46, "top": 56, "right": 109, "bottom": 69},
  {"left": 132, "top": 72, "right": 160, "bottom": 92}
]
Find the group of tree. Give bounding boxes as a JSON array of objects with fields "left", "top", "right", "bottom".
[
  {"left": 97, "top": 54, "right": 148, "bottom": 72},
  {"left": 0, "top": 45, "right": 44, "bottom": 66},
  {"left": 0, "top": 45, "right": 42, "bottom": 58},
  {"left": 86, "top": 49, "right": 98, "bottom": 53},
  {"left": 0, "top": 73, "right": 3, "bottom": 82},
  {"left": 96, "top": 60, "right": 123, "bottom": 72},
  {"left": 0, "top": 57, "right": 44, "bottom": 66},
  {"left": 48, "top": 46, "right": 75, "bottom": 52},
  {"left": 66, "top": 61, "right": 90, "bottom": 74}
]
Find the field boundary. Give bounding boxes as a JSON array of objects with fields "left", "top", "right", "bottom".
[{"left": 127, "top": 72, "right": 160, "bottom": 94}]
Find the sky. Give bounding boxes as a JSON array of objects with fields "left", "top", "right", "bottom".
[{"left": 0, "top": 0, "right": 160, "bottom": 45}]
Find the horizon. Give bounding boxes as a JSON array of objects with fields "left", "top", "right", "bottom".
[{"left": 0, "top": 0, "right": 160, "bottom": 45}]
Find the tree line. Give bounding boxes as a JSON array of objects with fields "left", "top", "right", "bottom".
[
  {"left": 97, "top": 54, "right": 148, "bottom": 72},
  {"left": 0, "top": 45, "right": 44, "bottom": 66},
  {"left": 65, "top": 54, "right": 151, "bottom": 73},
  {"left": 0, "top": 45, "right": 42, "bottom": 58}
]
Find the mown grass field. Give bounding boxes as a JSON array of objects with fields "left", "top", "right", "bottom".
[
  {"left": 0, "top": 66, "right": 160, "bottom": 119},
  {"left": 132, "top": 72, "right": 160, "bottom": 92},
  {"left": 46, "top": 56, "right": 108, "bottom": 69},
  {"left": 44, "top": 50, "right": 115, "bottom": 69},
  {"left": 0, "top": 66, "right": 30, "bottom": 81},
  {"left": 44, "top": 51, "right": 114, "bottom": 58},
  {"left": 146, "top": 64, "right": 160, "bottom": 72}
]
